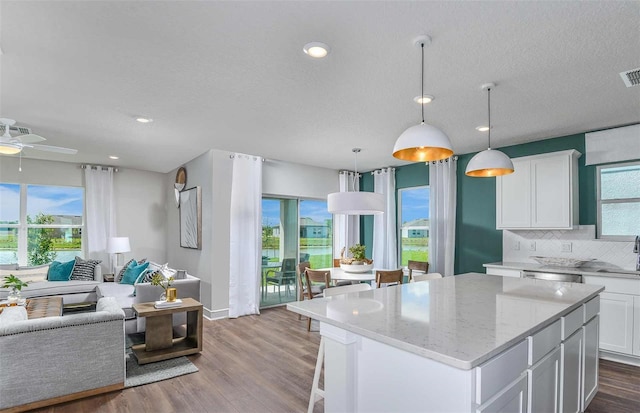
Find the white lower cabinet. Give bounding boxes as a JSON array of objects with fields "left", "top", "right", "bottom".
[
  {"left": 582, "top": 316, "right": 599, "bottom": 411},
  {"left": 561, "top": 328, "right": 583, "bottom": 413},
  {"left": 528, "top": 346, "right": 560, "bottom": 413},
  {"left": 485, "top": 267, "right": 522, "bottom": 278},
  {"left": 635, "top": 296, "right": 640, "bottom": 356},
  {"left": 477, "top": 374, "right": 528, "bottom": 413},
  {"left": 599, "top": 292, "right": 634, "bottom": 354}
]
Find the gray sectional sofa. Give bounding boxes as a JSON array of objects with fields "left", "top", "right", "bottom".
[{"left": 0, "top": 297, "right": 125, "bottom": 412}]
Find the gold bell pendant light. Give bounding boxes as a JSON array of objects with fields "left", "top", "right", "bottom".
[
  {"left": 465, "top": 83, "right": 514, "bottom": 177},
  {"left": 393, "top": 35, "right": 453, "bottom": 162}
]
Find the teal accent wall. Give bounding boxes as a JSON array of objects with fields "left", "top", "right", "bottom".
[{"left": 361, "top": 132, "right": 598, "bottom": 274}]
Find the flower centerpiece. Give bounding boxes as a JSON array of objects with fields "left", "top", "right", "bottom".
[
  {"left": 150, "top": 273, "right": 177, "bottom": 302},
  {"left": 2, "top": 274, "right": 30, "bottom": 305},
  {"left": 339, "top": 244, "right": 373, "bottom": 273}
]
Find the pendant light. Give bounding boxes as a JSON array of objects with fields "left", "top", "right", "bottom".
[
  {"left": 393, "top": 35, "right": 453, "bottom": 162},
  {"left": 328, "top": 148, "right": 385, "bottom": 215},
  {"left": 465, "top": 83, "right": 514, "bottom": 177}
]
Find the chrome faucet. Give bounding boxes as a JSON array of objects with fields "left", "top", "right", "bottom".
[{"left": 635, "top": 236, "right": 640, "bottom": 271}]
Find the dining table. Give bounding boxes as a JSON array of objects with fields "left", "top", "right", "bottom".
[{"left": 317, "top": 267, "right": 377, "bottom": 286}]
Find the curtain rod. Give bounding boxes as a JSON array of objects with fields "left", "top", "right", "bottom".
[
  {"left": 80, "top": 164, "right": 119, "bottom": 172},
  {"left": 229, "top": 154, "right": 265, "bottom": 161},
  {"left": 428, "top": 156, "right": 458, "bottom": 165}
]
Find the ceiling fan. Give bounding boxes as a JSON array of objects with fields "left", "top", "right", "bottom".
[{"left": 0, "top": 118, "right": 78, "bottom": 155}]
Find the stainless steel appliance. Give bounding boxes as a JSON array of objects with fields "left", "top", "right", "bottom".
[{"left": 522, "top": 270, "right": 582, "bottom": 283}]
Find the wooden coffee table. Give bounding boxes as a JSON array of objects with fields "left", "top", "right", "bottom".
[
  {"left": 1, "top": 297, "right": 63, "bottom": 319},
  {"left": 132, "top": 297, "right": 203, "bottom": 364}
]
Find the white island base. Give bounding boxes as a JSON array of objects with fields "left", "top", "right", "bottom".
[{"left": 289, "top": 274, "right": 603, "bottom": 413}]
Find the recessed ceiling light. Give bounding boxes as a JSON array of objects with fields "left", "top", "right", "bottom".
[
  {"left": 413, "top": 95, "right": 434, "bottom": 105},
  {"left": 303, "top": 42, "right": 330, "bottom": 58},
  {"left": 135, "top": 117, "right": 153, "bottom": 123},
  {"left": 476, "top": 126, "right": 490, "bottom": 132},
  {"left": 109, "top": 155, "right": 119, "bottom": 160}
]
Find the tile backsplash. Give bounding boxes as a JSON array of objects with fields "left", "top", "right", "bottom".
[{"left": 503, "top": 225, "right": 637, "bottom": 270}]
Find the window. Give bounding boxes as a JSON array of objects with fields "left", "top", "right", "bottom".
[
  {"left": 597, "top": 162, "right": 640, "bottom": 240},
  {"left": 0, "top": 183, "right": 84, "bottom": 265},
  {"left": 398, "top": 186, "right": 429, "bottom": 266}
]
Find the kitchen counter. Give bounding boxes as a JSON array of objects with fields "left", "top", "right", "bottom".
[
  {"left": 485, "top": 261, "right": 640, "bottom": 279},
  {"left": 287, "top": 273, "right": 604, "bottom": 413}
]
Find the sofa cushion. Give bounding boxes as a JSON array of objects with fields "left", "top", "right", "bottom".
[
  {"left": 0, "top": 280, "right": 102, "bottom": 300},
  {"left": 115, "top": 258, "right": 147, "bottom": 283},
  {"left": 95, "top": 283, "right": 136, "bottom": 320},
  {"left": 1, "top": 266, "right": 49, "bottom": 283},
  {"left": 70, "top": 257, "right": 101, "bottom": 281},
  {"left": 0, "top": 264, "right": 18, "bottom": 270},
  {"left": 120, "top": 261, "right": 150, "bottom": 285},
  {"left": 0, "top": 306, "right": 28, "bottom": 325},
  {"left": 47, "top": 260, "right": 74, "bottom": 281}
]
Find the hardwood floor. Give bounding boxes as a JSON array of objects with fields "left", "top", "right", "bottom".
[{"left": 31, "top": 307, "right": 639, "bottom": 413}]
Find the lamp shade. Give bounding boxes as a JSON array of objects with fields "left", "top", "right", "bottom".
[
  {"left": 393, "top": 123, "right": 454, "bottom": 162},
  {"left": 328, "top": 191, "right": 385, "bottom": 215},
  {"left": 107, "top": 237, "right": 131, "bottom": 254},
  {"left": 465, "top": 148, "right": 514, "bottom": 177},
  {"left": 0, "top": 142, "right": 22, "bottom": 155}
]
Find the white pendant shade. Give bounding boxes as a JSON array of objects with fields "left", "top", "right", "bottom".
[
  {"left": 465, "top": 148, "right": 514, "bottom": 177},
  {"left": 393, "top": 123, "right": 454, "bottom": 162},
  {"left": 328, "top": 191, "right": 385, "bottom": 215}
]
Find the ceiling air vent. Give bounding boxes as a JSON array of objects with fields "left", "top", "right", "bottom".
[{"left": 620, "top": 68, "right": 640, "bottom": 87}]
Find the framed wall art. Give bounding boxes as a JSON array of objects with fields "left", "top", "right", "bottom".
[{"left": 179, "top": 186, "right": 202, "bottom": 249}]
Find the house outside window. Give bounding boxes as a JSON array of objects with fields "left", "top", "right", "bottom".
[
  {"left": 597, "top": 161, "right": 640, "bottom": 240},
  {"left": 398, "top": 186, "right": 429, "bottom": 266},
  {"left": 0, "top": 183, "right": 84, "bottom": 265}
]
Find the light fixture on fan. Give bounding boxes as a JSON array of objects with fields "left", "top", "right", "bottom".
[
  {"left": 465, "top": 83, "right": 514, "bottom": 177},
  {"left": 393, "top": 35, "right": 453, "bottom": 162},
  {"left": 328, "top": 148, "right": 385, "bottom": 215}
]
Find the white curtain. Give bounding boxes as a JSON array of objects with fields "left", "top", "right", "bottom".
[
  {"left": 372, "top": 168, "right": 397, "bottom": 270},
  {"left": 229, "top": 154, "right": 262, "bottom": 318},
  {"left": 84, "top": 166, "right": 116, "bottom": 268},
  {"left": 429, "top": 157, "right": 457, "bottom": 276},
  {"left": 333, "top": 171, "right": 360, "bottom": 259}
]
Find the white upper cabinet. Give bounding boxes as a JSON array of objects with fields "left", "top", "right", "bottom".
[{"left": 496, "top": 150, "right": 581, "bottom": 230}]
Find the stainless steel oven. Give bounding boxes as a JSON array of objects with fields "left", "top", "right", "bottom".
[{"left": 521, "top": 270, "right": 582, "bottom": 283}]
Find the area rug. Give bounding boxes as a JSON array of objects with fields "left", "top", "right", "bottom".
[{"left": 125, "top": 333, "right": 199, "bottom": 388}]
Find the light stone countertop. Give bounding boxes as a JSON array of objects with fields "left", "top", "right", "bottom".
[
  {"left": 484, "top": 261, "right": 640, "bottom": 279},
  {"left": 287, "top": 273, "right": 603, "bottom": 370}
]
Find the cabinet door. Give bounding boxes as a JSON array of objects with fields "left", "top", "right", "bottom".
[
  {"left": 582, "top": 316, "right": 599, "bottom": 411},
  {"left": 560, "top": 329, "right": 582, "bottom": 413},
  {"left": 477, "top": 374, "right": 528, "bottom": 413},
  {"left": 486, "top": 267, "right": 522, "bottom": 278},
  {"left": 634, "top": 296, "right": 640, "bottom": 356},
  {"left": 599, "top": 292, "right": 634, "bottom": 354},
  {"left": 531, "top": 154, "right": 571, "bottom": 228},
  {"left": 496, "top": 159, "right": 531, "bottom": 229},
  {"left": 528, "top": 346, "right": 560, "bottom": 413}
]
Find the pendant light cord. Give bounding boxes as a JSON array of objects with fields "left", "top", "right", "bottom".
[
  {"left": 487, "top": 87, "right": 492, "bottom": 150},
  {"left": 421, "top": 42, "right": 425, "bottom": 124}
]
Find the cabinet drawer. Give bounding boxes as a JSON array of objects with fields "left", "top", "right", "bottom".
[
  {"left": 528, "top": 319, "right": 561, "bottom": 365},
  {"left": 584, "top": 296, "right": 600, "bottom": 322},
  {"left": 476, "top": 340, "right": 528, "bottom": 404},
  {"left": 562, "top": 306, "right": 584, "bottom": 340}
]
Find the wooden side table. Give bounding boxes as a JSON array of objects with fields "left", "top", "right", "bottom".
[{"left": 131, "top": 297, "right": 203, "bottom": 364}]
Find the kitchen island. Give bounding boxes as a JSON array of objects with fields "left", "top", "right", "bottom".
[{"left": 287, "top": 273, "right": 604, "bottom": 413}]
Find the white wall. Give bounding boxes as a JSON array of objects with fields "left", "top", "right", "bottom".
[
  {"left": 263, "top": 159, "right": 338, "bottom": 199},
  {"left": 0, "top": 157, "right": 167, "bottom": 269}
]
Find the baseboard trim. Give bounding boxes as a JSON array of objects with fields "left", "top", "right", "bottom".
[
  {"left": 600, "top": 350, "right": 640, "bottom": 367},
  {"left": 204, "top": 307, "right": 228, "bottom": 320},
  {"left": 2, "top": 382, "right": 124, "bottom": 413}
]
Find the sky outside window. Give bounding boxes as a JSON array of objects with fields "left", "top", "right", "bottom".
[
  {"left": 27, "top": 185, "right": 84, "bottom": 218},
  {"left": 0, "top": 183, "right": 20, "bottom": 223}
]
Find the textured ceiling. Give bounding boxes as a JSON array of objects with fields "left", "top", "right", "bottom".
[{"left": 1, "top": 1, "right": 639, "bottom": 173}]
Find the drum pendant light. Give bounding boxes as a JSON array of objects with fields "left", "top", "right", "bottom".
[
  {"left": 393, "top": 35, "right": 453, "bottom": 162},
  {"left": 328, "top": 148, "right": 385, "bottom": 215},
  {"left": 465, "top": 83, "right": 514, "bottom": 177}
]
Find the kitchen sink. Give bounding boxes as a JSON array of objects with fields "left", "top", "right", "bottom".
[{"left": 595, "top": 269, "right": 640, "bottom": 276}]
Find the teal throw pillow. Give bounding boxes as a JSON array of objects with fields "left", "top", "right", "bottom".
[
  {"left": 119, "top": 260, "right": 150, "bottom": 285},
  {"left": 47, "top": 260, "right": 75, "bottom": 281}
]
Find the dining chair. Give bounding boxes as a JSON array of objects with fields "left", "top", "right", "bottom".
[
  {"left": 308, "top": 282, "right": 372, "bottom": 413},
  {"left": 412, "top": 272, "right": 443, "bottom": 282},
  {"left": 376, "top": 269, "right": 404, "bottom": 288},
  {"left": 333, "top": 258, "right": 341, "bottom": 267},
  {"left": 304, "top": 269, "right": 331, "bottom": 331},
  {"left": 407, "top": 260, "right": 429, "bottom": 282},
  {"left": 265, "top": 258, "right": 297, "bottom": 302},
  {"left": 295, "top": 261, "right": 311, "bottom": 320}
]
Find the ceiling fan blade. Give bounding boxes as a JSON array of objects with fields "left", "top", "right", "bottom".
[
  {"left": 26, "top": 143, "right": 78, "bottom": 155},
  {"left": 19, "top": 134, "right": 46, "bottom": 143}
]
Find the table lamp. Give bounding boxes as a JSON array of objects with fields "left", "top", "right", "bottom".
[{"left": 107, "top": 237, "right": 130, "bottom": 274}]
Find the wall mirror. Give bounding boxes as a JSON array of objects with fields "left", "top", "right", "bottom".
[{"left": 174, "top": 166, "right": 187, "bottom": 207}]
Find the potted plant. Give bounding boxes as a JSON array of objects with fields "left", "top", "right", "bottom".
[
  {"left": 348, "top": 244, "right": 367, "bottom": 265},
  {"left": 2, "top": 274, "right": 30, "bottom": 305},
  {"left": 150, "top": 273, "right": 177, "bottom": 302}
]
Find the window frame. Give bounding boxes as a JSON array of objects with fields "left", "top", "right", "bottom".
[
  {"left": 596, "top": 160, "right": 640, "bottom": 241},
  {"left": 1, "top": 183, "right": 85, "bottom": 265},
  {"left": 397, "top": 185, "right": 430, "bottom": 266}
]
